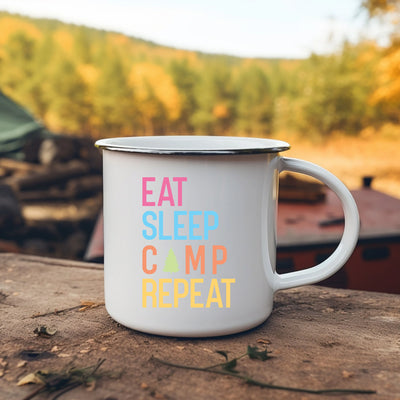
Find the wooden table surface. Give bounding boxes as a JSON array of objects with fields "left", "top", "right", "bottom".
[{"left": 0, "top": 253, "right": 399, "bottom": 400}]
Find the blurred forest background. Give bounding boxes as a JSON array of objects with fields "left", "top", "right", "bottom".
[{"left": 0, "top": 0, "right": 400, "bottom": 196}]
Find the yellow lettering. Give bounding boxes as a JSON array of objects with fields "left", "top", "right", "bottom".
[
  {"left": 159, "top": 279, "right": 172, "bottom": 308},
  {"left": 221, "top": 278, "right": 235, "bottom": 308},
  {"left": 206, "top": 278, "right": 223, "bottom": 308},
  {"left": 173, "top": 278, "right": 189, "bottom": 307},
  {"left": 142, "top": 278, "right": 157, "bottom": 307},
  {"left": 142, "top": 278, "right": 234, "bottom": 309},
  {"left": 190, "top": 279, "right": 203, "bottom": 308}
]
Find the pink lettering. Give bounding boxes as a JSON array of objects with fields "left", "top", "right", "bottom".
[
  {"left": 158, "top": 177, "right": 175, "bottom": 206},
  {"left": 142, "top": 177, "right": 156, "bottom": 206},
  {"left": 173, "top": 177, "right": 187, "bottom": 206}
]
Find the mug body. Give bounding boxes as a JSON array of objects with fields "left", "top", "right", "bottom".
[{"left": 100, "top": 137, "right": 285, "bottom": 336}]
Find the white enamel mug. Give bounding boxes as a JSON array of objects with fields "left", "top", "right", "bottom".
[{"left": 96, "top": 136, "right": 359, "bottom": 337}]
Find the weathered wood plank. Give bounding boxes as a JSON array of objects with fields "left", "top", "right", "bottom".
[
  {"left": 0, "top": 253, "right": 399, "bottom": 399},
  {"left": 3, "top": 160, "right": 90, "bottom": 191}
]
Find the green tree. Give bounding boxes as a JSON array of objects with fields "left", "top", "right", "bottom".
[
  {"left": 93, "top": 53, "right": 135, "bottom": 137},
  {"left": 168, "top": 59, "right": 198, "bottom": 133},
  {"left": 163, "top": 249, "right": 179, "bottom": 273},
  {"left": 191, "top": 61, "right": 236, "bottom": 134},
  {"left": 298, "top": 43, "right": 378, "bottom": 136},
  {"left": 23, "top": 33, "right": 55, "bottom": 119},
  {"left": 44, "top": 56, "right": 90, "bottom": 133},
  {"left": 73, "top": 27, "right": 92, "bottom": 64},
  {"left": 129, "top": 62, "right": 181, "bottom": 134},
  {"left": 0, "top": 32, "right": 36, "bottom": 98},
  {"left": 362, "top": 0, "right": 400, "bottom": 124},
  {"left": 234, "top": 65, "right": 274, "bottom": 136}
]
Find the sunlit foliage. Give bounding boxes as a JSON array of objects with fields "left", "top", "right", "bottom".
[{"left": 0, "top": 10, "right": 398, "bottom": 139}]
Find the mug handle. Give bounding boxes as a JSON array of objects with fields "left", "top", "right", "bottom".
[{"left": 273, "top": 157, "right": 360, "bottom": 291}]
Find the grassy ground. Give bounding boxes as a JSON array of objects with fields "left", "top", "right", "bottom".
[{"left": 275, "top": 128, "right": 400, "bottom": 199}]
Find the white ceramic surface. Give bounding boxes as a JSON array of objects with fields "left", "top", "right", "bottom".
[{"left": 97, "top": 136, "right": 359, "bottom": 337}]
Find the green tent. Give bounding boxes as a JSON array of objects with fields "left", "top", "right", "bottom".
[{"left": 0, "top": 91, "right": 49, "bottom": 159}]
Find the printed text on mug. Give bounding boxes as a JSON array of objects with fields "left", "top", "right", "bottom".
[{"left": 141, "top": 177, "right": 235, "bottom": 308}]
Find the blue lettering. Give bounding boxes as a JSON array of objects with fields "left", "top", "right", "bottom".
[
  {"left": 204, "top": 211, "right": 219, "bottom": 240},
  {"left": 142, "top": 211, "right": 157, "bottom": 240},
  {"left": 174, "top": 211, "right": 187, "bottom": 240},
  {"left": 189, "top": 211, "right": 202, "bottom": 240},
  {"left": 159, "top": 211, "right": 172, "bottom": 240}
]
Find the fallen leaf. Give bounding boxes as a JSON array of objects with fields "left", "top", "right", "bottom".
[
  {"left": 16, "top": 360, "right": 108, "bottom": 398},
  {"left": 202, "top": 348, "right": 213, "bottom": 353},
  {"left": 100, "top": 330, "right": 117, "bottom": 338},
  {"left": 215, "top": 350, "right": 229, "bottom": 360},
  {"left": 17, "top": 372, "right": 44, "bottom": 386},
  {"left": 17, "top": 361, "right": 27, "bottom": 368},
  {"left": 256, "top": 338, "right": 271, "bottom": 345},
  {"left": 222, "top": 359, "right": 238, "bottom": 373},
  {"left": 78, "top": 300, "right": 104, "bottom": 312},
  {"left": 141, "top": 382, "right": 149, "bottom": 389},
  {"left": 342, "top": 370, "right": 354, "bottom": 379}
]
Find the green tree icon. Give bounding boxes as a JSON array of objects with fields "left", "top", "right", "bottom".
[{"left": 163, "top": 249, "right": 179, "bottom": 273}]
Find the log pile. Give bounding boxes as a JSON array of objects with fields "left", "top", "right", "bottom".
[{"left": 0, "top": 135, "right": 103, "bottom": 260}]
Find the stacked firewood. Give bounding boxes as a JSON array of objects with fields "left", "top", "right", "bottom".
[{"left": 0, "top": 135, "right": 103, "bottom": 260}]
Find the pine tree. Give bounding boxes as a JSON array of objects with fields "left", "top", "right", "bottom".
[
  {"left": 169, "top": 59, "right": 198, "bottom": 133},
  {"left": 44, "top": 56, "right": 89, "bottom": 133},
  {"left": 93, "top": 51, "right": 135, "bottom": 137},
  {"left": 191, "top": 60, "right": 235, "bottom": 134},
  {"left": 163, "top": 249, "right": 179, "bottom": 273},
  {"left": 235, "top": 65, "right": 274, "bottom": 136}
]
